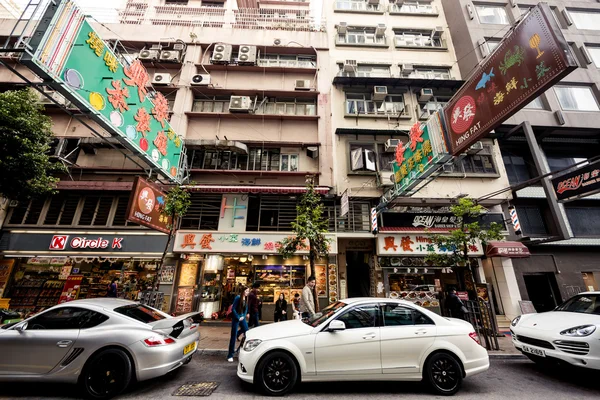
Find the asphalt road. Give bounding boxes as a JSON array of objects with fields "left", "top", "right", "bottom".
[{"left": 1, "top": 354, "right": 600, "bottom": 399}]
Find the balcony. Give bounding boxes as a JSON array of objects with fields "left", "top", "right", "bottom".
[
  {"left": 334, "top": 1, "right": 384, "bottom": 14},
  {"left": 389, "top": 3, "right": 439, "bottom": 16}
]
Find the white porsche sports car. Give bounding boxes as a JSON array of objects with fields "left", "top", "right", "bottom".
[
  {"left": 237, "top": 298, "right": 489, "bottom": 396},
  {"left": 511, "top": 291, "right": 600, "bottom": 370}
]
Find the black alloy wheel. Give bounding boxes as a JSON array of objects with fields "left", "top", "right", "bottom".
[
  {"left": 81, "top": 348, "right": 132, "bottom": 399},
  {"left": 256, "top": 351, "right": 298, "bottom": 396},
  {"left": 426, "top": 352, "right": 462, "bottom": 396}
]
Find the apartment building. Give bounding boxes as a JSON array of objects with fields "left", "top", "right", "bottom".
[{"left": 442, "top": 0, "right": 600, "bottom": 314}]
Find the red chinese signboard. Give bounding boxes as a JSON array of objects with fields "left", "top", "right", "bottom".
[
  {"left": 442, "top": 3, "right": 576, "bottom": 156},
  {"left": 126, "top": 177, "right": 171, "bottom": 234},
  {"left": 551, "top": 161, "right": 600, "bottom": 202},
  {"left": 59, "top": 275, "right": 83, "bottom": 304}
]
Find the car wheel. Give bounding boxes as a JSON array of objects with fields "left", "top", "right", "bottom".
[
  {"left": 81, "top": 348, "right": 132, "bottom": 399},
  {"left": 426, "top": 352, "right": 463, "bottom": 396},
  {"left": 255, "top": 351, "right": 298, "bottom": 396}
]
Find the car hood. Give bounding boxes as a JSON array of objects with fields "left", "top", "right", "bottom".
[
  {"left": 519, "top": 311, "right": 600, "bottom": 331},
  {"left": 246, "top": 320, "right": 314, "bottom": 341}
]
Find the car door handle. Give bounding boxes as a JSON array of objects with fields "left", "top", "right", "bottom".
[
  {"left": 362, "top": 333, "right": 377, "bottom": 340},
  {"left": 56, "top": 340, "right": 72, "bottom": 348},
  {"left": 415, "top": 329, "right": 428, "bottom": 335}
]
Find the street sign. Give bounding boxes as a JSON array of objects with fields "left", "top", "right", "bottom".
[
  {"left": 442, "top": 3, "right": 577, "bottom": 156},
  {"left": 551, "top": 161, "right": 600, "bottom": 202},
  {"left": 21, "top": 0, "right": 184, "bottom": 182}
]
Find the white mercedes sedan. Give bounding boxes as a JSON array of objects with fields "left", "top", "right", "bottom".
[
  {"left": 511, "top": 291, "right": 600, "bottom": 370},
  {"left": 237, "top": 298, "right": 489, "bottom": 396}
]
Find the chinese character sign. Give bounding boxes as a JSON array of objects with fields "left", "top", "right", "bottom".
[
  {"left": 442, "top": 3, "right": 576, "bottom": 156},
  {"left": 551, "top": 161, "right": 600, "bottom": 202},
  {"left": 126, "top": 177, "right": 171, "bottom": 233},
  {"left": 377, "top": 235, "right": 484, "bottom": 256},
  {"left": 25, "top": 1, "right": 184, "bottom": 182}
]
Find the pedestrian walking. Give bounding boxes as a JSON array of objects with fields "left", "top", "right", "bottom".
[
  {"left": 248, "top": 282, "right": 260, "bottom": 328},
  {"left": 106, "top": 278, "right": 118, "bottom": 298},
  {"left": 292, "top": 292, "right": 301, "bottom": 319},
  {"left": 227, "top": 286, "right": 249, "bottom": 362},
  {"left": 300, "top": 276, "right": 317, "bottom": 319},
  {"left": 447, "top": 288, "right": 468, "bottom": 320},
  {"left": 274, "top": 293, "right": 288, "bottom": 322}
]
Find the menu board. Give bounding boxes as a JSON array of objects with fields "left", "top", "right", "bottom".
[
  {"left": 389, "top": 290, "right": 440, "bottom": 309},
  {"left": 159, "top": 265, "right": 175, "bottom": 284},
  {"left": 328, "top": 264, "right": 338, "bottom": 303},
  {"left": 315, "top": 265, "right": 327, "bottom": 298},
  {"left": 179, "top": 263, "right": 198, "bottom": 287},
  {"left": 175, "top": 287, "right": 194, "bottom": 313},
  {"left": 59, "top": 275, "right": 83, "bottom": 304},
  {"left": 0, "top": 259, "right": 15, "bottom": 298}
]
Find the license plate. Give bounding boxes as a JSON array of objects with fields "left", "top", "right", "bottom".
[
  {"left": 183, "top": 342, "right": 196, "bottom": 355},
  {"left": 522, "top": 345, "right": 545, "bottom": 357}
]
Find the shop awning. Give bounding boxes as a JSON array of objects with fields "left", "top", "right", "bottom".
[
  {"left": 184, "top": 185, "right": 330, "bottom": 195},
  {"left": 485, "top": 241, "right": 531, "bottom": 258}
]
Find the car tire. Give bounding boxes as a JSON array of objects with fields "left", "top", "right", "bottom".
[
  {"left": 80, "top": 348, "right": 132, "bottom": 399},
  {"left": 255, "top": 351, "right": 298, "bottom": 396},
  {"left": 425, "top": 352, "right": 463, "bottom": 396}
]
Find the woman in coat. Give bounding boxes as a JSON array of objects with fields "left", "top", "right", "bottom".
[
  {"left": 227, "top": 286, "right": 249, "bottom": 362},
  {"left": 274, "top": 293, "right": 288, "bottom": 322}
]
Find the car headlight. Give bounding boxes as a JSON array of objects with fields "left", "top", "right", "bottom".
[
  {"left": 560, "top": 325, "right": 597, "bottom": 337},
  {"left": 511, "top": 316, "right": 521, "bottom": 327},
  {"left": 243, "top": 339, "right": 262, "bottom": 352}
]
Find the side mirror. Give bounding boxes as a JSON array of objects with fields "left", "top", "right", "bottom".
[
  {"left": 328, "top": 320, "right": 346, "bottom": 332},
  {"left": 15, "top": 322, "right": 27, "bottom": 332}
]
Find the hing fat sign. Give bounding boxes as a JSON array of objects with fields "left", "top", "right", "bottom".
[
  {"left": 126, "top": 177, "right": 171, "bottom": 234},
  {"left": 442, "top": 3, "right": 577, "bottom": 156}
]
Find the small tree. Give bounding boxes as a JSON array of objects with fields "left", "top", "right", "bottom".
[
  {"left": 0, "top": 89, "right": 63, "bottom": 201},
  {"left": 425, "top": 198, "right": 502, "bottom": 289},
  {"left": 278, "top": 177, "right": 330, "bottom": 311}
]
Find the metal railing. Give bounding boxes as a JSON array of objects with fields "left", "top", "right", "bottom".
[{"left": 464, "top": 298, "right": 500, "bottom": 351}]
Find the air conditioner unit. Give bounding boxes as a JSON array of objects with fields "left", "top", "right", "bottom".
[
  {"left": 443, "top": 164, "right": 455, "bottom": 173},
  {"left": 368, "top": 0, "right": 380, "bottom": 4},
  {"left": 173, "top": 43, "right": 185, "bottom": 51},
  {"left": 150, "top": 44, "right": 162, "bottom": 51},
  {"left": 376, "top": 23, "right": 386, "bottom": 37},
  {"left": 191, "top": 74, "right": 211, "bottom": 86},
  {"left": 401, "top": 63, "right": 414, "bottom": 74},
  {"left": 364, "top": 149, "right": 377, "bottom": 171},
  {"left": 139, "top": 49, "right": 159, "bottom": 61},
  {"left": 152, "top": 73, "right": 172, "bottom": 85},
  {"left": 419, "top": 88, "right": 434, "bottom": 102},
  {"left": 238, "top": 45, "right": 257, "bottom": 65},
  {"left": 343, "top": 59, "right": 357, "bottom": 72},
  {"left": 295, "top": 80, "right": 311, "bottom": 90},
  {"left": 211, "top": 43, "right": 232, "bottom": 64},
  {"left": 467, "top": 141, "right": 484, "bottom": 154},
  {"left": 160, "top": 50, "right": 181, "bottom": 63},
  {"left": 337, "top": 22, "right": 348, "bottom": 34},
  {"left": 384, "top": 139, "right": 402, "bottom": 152},
  {"left": 432, "top": 26, "right": 444, "bottom": 38},
  {"left": 373, "top": 86, "right": 388, "bottom": 101},
  {"left": 229, "top": 96, "right": 253, "bottom": 112}
]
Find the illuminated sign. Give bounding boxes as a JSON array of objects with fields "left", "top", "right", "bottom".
[{"left": 551, "top": 161, "right": 600, "bottom": 202}]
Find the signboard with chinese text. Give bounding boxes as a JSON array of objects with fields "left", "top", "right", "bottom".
[
  {"left": 127, "top": 177, "right": 171, "bottom": 234},
  {"left": 551, "top": 161, "right": 600, "bottom": 202},
  {"left": 376, "top": 234, "right": 483, "bottom": 256},
  {"left": 381, "top": 212, "right": 507, "bottom": 230},
  {"left": 442, "top": 3, "right": 577, "bottom": 156},
  {"left": 58, "top": 275, "right": 83, "bottom": 303},
  {"left": 173, "top": 231, "right": 338, "bottom": 254},
  {"left": 485, "top": 241, "right": 531, "bottom": 258},
  {"left": 22, "top": 0, "right": 184, "bottom": 182}
]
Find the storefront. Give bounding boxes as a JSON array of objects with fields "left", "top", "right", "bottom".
[
  {"left": 0, "top": 230, "right": 170, "bottom": 314},
  {"left": 172, "top": 231, "right": 338, "bottom": 320}
]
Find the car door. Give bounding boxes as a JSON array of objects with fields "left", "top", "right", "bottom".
[
  {"left": 380, "top": 303, "right": 437, "bottom": 374},
  {"left": 314, "top": 303, "right": 382, "bottom": 376},
  {"left": 0, "top": 307, "right": 85, "bottom": 375}
]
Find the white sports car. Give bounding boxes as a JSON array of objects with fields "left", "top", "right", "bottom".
[
  {"left": 237, "top": 298, "right": 489, "bottom": 396},
  {"left": 511, "top": 291, "right": 600, "bottom": 370}
]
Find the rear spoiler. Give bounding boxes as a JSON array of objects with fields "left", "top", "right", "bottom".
[{"left": 150, "top": 312, "right": 203, "bottom": 338}]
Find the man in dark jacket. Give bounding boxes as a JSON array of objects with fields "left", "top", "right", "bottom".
[
  {"left": 248, "top": 282, "right": 260, "bottom": 328},
  {"left": 447, "top": 288, "right": 467, "bottom": 320}
]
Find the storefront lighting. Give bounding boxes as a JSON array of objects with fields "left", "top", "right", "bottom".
[
  {"left": 262, "top": 255, "right": 268, "bottom": 260},
  {"left": 303, "top": 255, "right": 308, "bottom": 261},
  {"left": 248, "top": 255, "right": 253, "bottom": 261},
  {"left": 240, "top": 257, "right": 247, "bottom": 262}
]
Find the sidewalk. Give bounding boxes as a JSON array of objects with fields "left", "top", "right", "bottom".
[{"left": 196, "top": 323, "right": 524, "bottom": 359}]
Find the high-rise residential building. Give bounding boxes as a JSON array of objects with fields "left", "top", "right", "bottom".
[{"left": 442, "top": 0, "right": 600, "bottom": 313}]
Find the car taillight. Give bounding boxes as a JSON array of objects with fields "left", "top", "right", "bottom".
[
  {"left": 143, "top": 335, "right": 175, "bottom": 346},
  {"left": 469, "top": 332, "right": 480, "bottom": 345}
]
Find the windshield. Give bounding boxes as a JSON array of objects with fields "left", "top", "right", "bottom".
[
  {"left": 114, "top": 304, "right": 167, "bottom": 323},
  {"left": 305, "top": 302, "right": 347, "bottom": 327},
  {"left": 555, "top": 294, "right": 600, "bottom": 315}
]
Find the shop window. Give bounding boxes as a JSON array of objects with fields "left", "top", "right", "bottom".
[
  {"left": 43, "top": 193, "right": 81, "bottom": 226},
  {"left": 516, "top": 206, "right": 549, "bottom": 236},
  {"left": 394, "top": 30, "right": 444, "bottom": 48},
  {"left": 565, "top": 207, "right": 600, "bottom": 237},
  {"left": 336, "top": 304, "right": 379, "bottom": 329},
  {"left": 77, "top": 196, "right": 114, "bottom": 226},
  {"left": 26, "top": 307, "right": 100, "bottom": 330},
  {"left": 180, "top": 193, "right": 222, "bottom": 230},
  {"left": 555, "top": 86, "right": 600, "bottom": 111},
  {"left": 475, "top": 5, "right": 509, "bottom": 25}
]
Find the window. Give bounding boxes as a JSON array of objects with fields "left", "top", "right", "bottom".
[
  {"left": 486, "top": 39, "right": 501, "bottom": 52},
  {"left": 43, "top": 193, "right": 80, "bottom": 226},
  {"left": 569, "top": 10, "right": 600, "bottom": 31},
  {"left": 556, "top": 294, "right": 600, "bottom": 314},
  {"left": 336, "top": 304, "right": 379, "bottom": 329},
  {"left": 78, "top": 196, "right": 114, "bottom": 226},
  {"left": 246, "top": 195, "right": 300, "bottom": 232},
  {"left": 180, "top": 193, "right": 222, "bottom": 230},
  {"left": 350, "top": 143, "right": 377, "bottom": 172},
  {"left": 417, "top": 95, "right": 449, "bottom": 120},
  {"left": 409, "top": 68, "right": 451, "bottom": 79},
  {"left": 503, "top": 155, "right": 534, "bottom": 185},
  {"left": 258, "top": 98, "right": 316, "bottom": 116},
  {"left": 280, "top": 154, "right": 299, "bottom": 171},
  {"left": 377, "top": 144, "right": 397, "bottom": 172},
  {"left": 555, "top": 86, "right": 600, "bottom": 111},
  {"left": 565, "top": 207, "right": 600, "bottom": 237},
  {"left": 115, "top": 304, "right": 167, "bottom": 323},
  {"left": 346, "top": 93, "right": 406, "bottom": 116},
  {"left": 391, "top": 1, "right": 436, "bottom": 14},
  {"left": 447, "top": 145, "right": 497, "bottom": 175},
  {"left": 516, "top": 206, "right": 549, "bottom": 236},
  {"left": 192, "top": 96, "right": 230, "bottom": 113},
  {"left": 26, "top": 308, "right": 105, "bottom": 330},
  {"left": 382, "top": 304, "right": 414, "bottom": 326},
  {"left": 587, "top": 47, "right": 600, "bottom": 68},
  {"left": 7, "top": 198, "right": 45, "bottom": 225},
  {"left": 258, "top": 54, "right": 316, "bottom": 68},
  {"left": 356, "top": 64, "right": 391, "bottom": 78},
  {"left": 335, "top": 0, "right": 381, "bottom": 12},
  {"left": 338, "top": 28, "right": 385, "bottom": 45},
  {"left": 476, "top": 5, "right": 509, "bottom": 25},
  {"left": 523, "top": 96, "right": 544, "bottom": 109},
  {"left": 395, "top": 31, "right": 443, "bottom": 48}
]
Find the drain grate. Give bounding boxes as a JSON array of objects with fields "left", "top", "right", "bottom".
[{"left": 172, "top": 381, "right": 220, "bottom": 396}]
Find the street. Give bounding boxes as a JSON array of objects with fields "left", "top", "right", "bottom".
[{"left": 1, "top": 355, "right": 599, "bottom": 399}]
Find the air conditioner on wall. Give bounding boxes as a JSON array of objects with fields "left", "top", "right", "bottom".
[
  {"left": 152, "top": 73, "right": 172, "bottom": 85},
  {"left": 401, "top": 63, "right": 414, "bottom": 74},
  {"left": 443, "top": 164, "right": 455, "bottom": 173},
  {"left": 376, "top": 24, "right": 386, "bottom": 37},
  {"left": 373, "top": 86, "right": 388, "bottom": 101},
  {"left": 337, "top": 22, "right": 348, "bottom": 34},
  {"left": 211, "top": 43, "right": 232, "bottom": 64},
  {"left": 419, "top": 88, "right": 434, "bottom": 102},
  {"left": 467, "top": 141, "right": 484, "bottom": 154},
  {"left": 173, "top": 43, "right": 185, "bottom": 51},
  {"left": 191, "top": 74, "right": 211, "bottom": 86},
  {"left": 295, "top": 80, "right": 311, "bottom": 91},
  {"left": 229, "top": 96, "right": 253, "bottom": 112},
  {"left": 343, "top": 59, "right": 357, "bottom": 72},
  {"left": 139, "top": 49, "right": 160, "bottom": 61},
  {"left": 160, "top": 50, "right": 181, "bottom": 63},
  {"left": 384, "top": 139, "right": 402, "bottom": 152},
  {"left": 432, "top": 26, "right": 444, "bottom": 38},
  {"left": 238, "top": 45, "right": 257, "bottom": 65}
]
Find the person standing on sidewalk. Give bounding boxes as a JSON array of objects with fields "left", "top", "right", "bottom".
[
  {"left": 274, "top": 293, "right": 288, "bottom": 322},
  {"left": 300, "top": 276, "right": 317, "bottom": 319},
  {"left": 248, "top": 282, "right": 261, "bottom": 328},
  {"left": 227, "top": 286, "right": 249, "bottom": 362}
]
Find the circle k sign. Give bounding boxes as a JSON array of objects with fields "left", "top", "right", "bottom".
[{"left": 49, "top": 235, "right": 124, "bottom": 251}]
